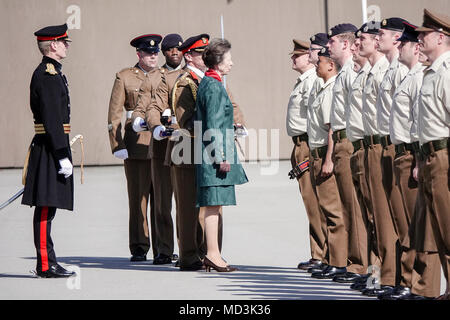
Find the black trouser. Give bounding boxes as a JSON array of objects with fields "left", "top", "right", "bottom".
[{"left": 33, "top": 206, "right": 57, "bottom": 272}]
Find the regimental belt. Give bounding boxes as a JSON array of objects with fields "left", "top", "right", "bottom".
[{"left": 34, "top": 123, "right": 71, "bottom": 134}]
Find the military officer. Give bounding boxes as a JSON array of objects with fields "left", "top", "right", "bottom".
[
  {"left": 107, "top": 34, "right": 162, "bottom": 262},
  {"left": 308, "top": 47, "right": 347, "bottom": 279},
  {"left": 286, "top": 39, "right": 326, "bottom": 271},
  {"left": 21, "top": 23, "right": 75, "bottom": 278},
  {"left": 326, "top": 23, "right": 369, "bottom": 283},
  {"left": 416, "top": 8, "right": 450, "bottom": 300},
  {"left": 379, "top": 21, "right": 441, "bottom": 300},
  {"left": 358, "top": 22, "right": 398, "bottom": 296}
]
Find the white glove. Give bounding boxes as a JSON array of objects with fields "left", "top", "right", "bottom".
[
  {"left": 153, "top": 125, "right": 167, "bottom": 141},
  {"left": 132, "top": 117, "right": 147, "bottom": 132},
  {"left": 113, "top": 149, "right": 129, "bottom": 160},
  {"left": 58, "top": 158, "right": 73, "bottom": 178}
]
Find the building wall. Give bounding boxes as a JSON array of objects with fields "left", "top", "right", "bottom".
[{"left": 0, "top": 0, "right": 448, "bottom": 167}]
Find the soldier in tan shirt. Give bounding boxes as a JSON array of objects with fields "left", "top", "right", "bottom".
[
  {"left": 286, "top": 39, "right": 326, "bottom": 271},
  {"left": 107, "top": 34, "right": 162, "bottom": 262},
  {"left": 416, "top": 8, "right": 450, "bottom": 300}
]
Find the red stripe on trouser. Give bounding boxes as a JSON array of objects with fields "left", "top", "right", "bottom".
[{"left": 40, "top": 207, "right": 49, "bottom": 272}]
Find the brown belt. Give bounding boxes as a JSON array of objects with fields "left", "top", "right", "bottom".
[{"left": 34, "top": 123, "right": 71, "bottom": 134}]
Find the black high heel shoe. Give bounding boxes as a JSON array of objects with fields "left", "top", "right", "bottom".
[{"left": 203, "top": 257, "right": 238, "bottom": 272}]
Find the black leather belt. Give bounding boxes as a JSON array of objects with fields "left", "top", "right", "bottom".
[
  {"left": 310, "top": 145, "right": 328, "bottom": 159},
  {"left": 332, "top": 129, "right": 347, "bottom": 143},
  {"left": 395, "top": 142, "right": 414, "bottom": 157},
  {"left": 380, "top": 135, "right": 392, "bottom": 148},
  {"left": 363, "top": 135, "right": 381, "bottom": 147},
  {"left": 292, "top": 133, "right": 308, "bottom": 145},
  {"left": 420, "top": 138, "right": 448, "bottom": 157},
  {"left": 352, "top": 139, "right": 365, "bottom": 152}
]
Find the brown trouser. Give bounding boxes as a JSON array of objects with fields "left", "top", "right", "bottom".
[
  {"left": 423, "top": 148, "right": 450, "bottom": 293},
  {"left": 310, "top": 150, "right": 347, "bottom": 268},
  {"left": 333, "top": 139, "right": 367, "bottom": 274},
  {"left": 124, "top": 159, "right": 156, "bottom": 257},
  {"left": 350, "top": 146, "right": 380, "bottom": 270},
  {"left": 365, "top": 144, "right": 398, "bottom": 286},
  {"left": 151, "top": 158, "right": 174, "bottom": 257},
  {"left": 291, "top": 141, "right": 327, "bottom": 262}
]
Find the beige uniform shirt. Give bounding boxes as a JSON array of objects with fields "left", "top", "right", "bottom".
[
  {"left": 286, "top": 67, "right": 317, "bottom": 136},
  {"left": 362, "top": 55, "right": 390, "bottom": 136},
  {"left": 347, "top": 62, "right": 371, "bottom": 142},
  {"left": 418, "top": 50, "right": 450, "bottom": 144},
  {"left": 389, "top": 62, "right": 424, "bottom": 145},
  {"left": 307, "top": 75, "right": 337, "bottom": 150},
  {"left": 330, "top": 57, "right": 356, "bottom": 132},
  {"left": 376, "top": 56, "right": 409, "bottom": 136}
]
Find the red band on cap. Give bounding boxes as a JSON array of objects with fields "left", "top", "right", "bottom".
[
  {"left": 182, "top": 38, "right": 209, "bottom": 54},
  {"left": 37, "top": 32, "right": 68, "bottom": 41}
]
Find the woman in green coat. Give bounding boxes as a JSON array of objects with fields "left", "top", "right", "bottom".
[{"left": 195, "top": 39, "right": 248, "bottom": 272}]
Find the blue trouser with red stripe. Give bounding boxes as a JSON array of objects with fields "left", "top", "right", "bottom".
[{"left": 33, "top": 207, "right": 57, "bottom": 272}]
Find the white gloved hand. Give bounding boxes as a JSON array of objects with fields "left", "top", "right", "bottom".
[
  {"left": 58, "top": 158, "right": 73, "bottom": 178},
  {"left": 113, "top": 149, "right": 129, "bottom": 160},
  {"left": 132, "top": 117, "right": 147, "bottom": 132},
  {"left": 153, "top": 125, "right": 167, "bottom": 141}
]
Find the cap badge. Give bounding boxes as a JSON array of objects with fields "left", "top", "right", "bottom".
[
  {"left": 321, "top": 47, "right": 326, "bottom": 53},
  {"left": 202, "top": 37, "right": 207, "bottom": 44},
  {"left": 45, "top": 63, "right": 58, "bottom": 75},
  {"left": 328, "top": 30, "right": 333, "bottom": 36},
  {"left": 382, "top": 19, "right": 387, "bottom": 26},
  {"left": 178, "top": 41, "right": 182, "bottom": 46},
  {"left": 150, "top": 40, "right": 155, "bottom": 46},
  {"left": 363, "top": 26, "right": 369, "bottom": 32},
  {"left": 311, "top": 35, "right": 316, "bottom": 41},
  {"left": 356, "top": 30, "right": 362, "bottom": 37}
]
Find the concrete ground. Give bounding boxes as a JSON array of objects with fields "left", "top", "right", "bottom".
[{"left": 0, "top": 161, "right": 445, "bottom": 300}]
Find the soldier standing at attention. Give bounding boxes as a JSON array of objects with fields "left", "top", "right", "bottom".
[
  {"left": 308, "top": 47, "right": 347, "bottom": 280},
  {"left": 22, "top": 23, "right": 75, "bottom": 278},
  {"left": 107, "top": 34, "right": 162, "bottom": 262},
  {"left": 132, "top": 34, "right": 185, "bottom": 265},
  {"left": 326, "top": 23, "right": 368, "bottom": 282},
  {"left": 358, "top": 22, "right": 397, "bottom": 296},
  {"left": 416, "top": 9, "right": 450, "bottom": 300},
  {"left": 286, "top": 39, "right": 326, "bottom": 272}
]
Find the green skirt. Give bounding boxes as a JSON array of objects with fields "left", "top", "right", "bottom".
[{"left": 196, "top": 185, "right": 236, "bottom": 207}]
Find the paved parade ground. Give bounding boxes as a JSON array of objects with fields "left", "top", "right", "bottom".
[{"left": 0, "top": 161, "right": 445, "bottom": 300}]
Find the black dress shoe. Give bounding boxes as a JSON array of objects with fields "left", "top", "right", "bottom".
[
  {"left": 180, "top": 261, "right": 205, "bottom": 271},
  {"left": 362, "top": 285, "right": 394, "bottom": 296},
  {"left": 172, "top": 254, "right": 179, "bottom": 261},
  {"left": 398, "top": 293, "right": 434, "bottom": 300},
  {"left": 307, "top": 263, "right": 328, "bottom": 274},
  {"left": 175, "top": 260, "right": 180, "bottom": 267},
  {"left": 350, "top": 281, "right": 368, "bottom": 291},
  {"left": 332, "top": 272, "right": 366, "bottom": 283},
  {"left": 311, "top": 266, "right": 347, "bottom": 279},
  {"left": 130, "top": 254, "right": 147, "bottom": 262},
  {"left": 153, "top": 254, "right": 173, "bottom": 265},
  {"left": 297, "top": 259, "right": 322, "bottom": 271},
  {"left": 36, "top": 264, "right": 76, "bottom": 278},
  {"left": 378, "top": 286, "right": 411, "bottom": 300}
]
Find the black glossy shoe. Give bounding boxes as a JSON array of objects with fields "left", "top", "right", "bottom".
[
  {"left": 307, "top": 263, "right": 328, "bottom": 274},
  {"left": 332, "top": 272, "right": 366, "bottom": 283},
  {"left": 398, "top": 293, "right": 434, "bottom": 300},
  {"left": 378, "top": 286, "right": 411, "bottom": 300},
  {"left": 180, "top": 261, "right": 205, "bottom": 271},
  {"left": 174, "top": 260, "right": 180, "bottom": 268},
  {"left": 362, "top": 285, "right": 394, "bottom": 297},
  {"left": 311, "top": 266, "right": 347, "bottom": 279},
  {"left": 297, "top": 259, "right": 322, "bottom": 271},
  {"left": 153, "top": 254, "right": 173, "bottom": 265},
  {"left": 130, "top": 254, "right": 147, "bottom": 262},
  {"left": 36, "top": 264, "right": 76, "bottom": 278}
]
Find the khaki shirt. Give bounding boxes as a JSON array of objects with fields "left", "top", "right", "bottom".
[
  {"left": 286, "top": 67, "right": 317, "bottom": 136},
  {"left": 418, "top": 50, "right": 450, "bottom": 144},
  {"left": 362, "top": 55, "right": 390, "bottom": 136},
  {"left": 347, "top": 62, "right": 371, "bottom": 142},
  {"left": 107, "top": 65, "right": 159, "bottom": 159},
  {"left": 330, "top": 57, "right": 356, "bottom": 132},
  {"left": 307, "top": 75, "right": 336, "bottom": 150},
  {"left": 376, "top": 56, "right": 409, "bottom": 136},
  {"left": 389, "top": 62, "right": 424, "bottom": 145}
]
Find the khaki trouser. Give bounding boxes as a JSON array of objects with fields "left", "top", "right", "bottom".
[
  {"left": 350, "top": 146, "right": 381, "bottom": 270},
  {"left": 310, "top": 150, "right": 347, "bottom": 268},
  {"left": 423, "top": 148, "right": 450, "bottom": 292},
  {"left": 333, "top": 139, "right": 367, "bottom": 274},
  {"left": 151, "top": 158, "right": 175, "bottom": 257},
  {"left": 291, "top": 141, "right": 327, "bottom": 262},
  {"left": 365, "top": 144, "right": 398, "bottom": 286},
  {"left": 124, "top": 159, "right": 156, "bottom": 257}
]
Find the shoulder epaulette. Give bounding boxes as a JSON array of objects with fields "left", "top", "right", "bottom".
[{"left": 171, "top": 72, "right": 198, "bottom": 114}]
